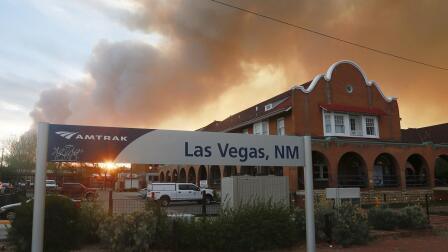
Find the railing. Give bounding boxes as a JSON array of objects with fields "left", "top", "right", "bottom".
[
  {"left": 435, "top": 178, "right": 448, "bottom": 187},
  {"left": 314, "top": 178, "right": 329, "bottom": 189},
  {"left": 298, "top": 177, "right": 329, "bottom": 190},
  {"left": 372, "top": 175, "right": 399, "bottom": 187},
  {"left": 406, "top": 175, "right": 428, "bottom": 187},
  {"left": 338, "top": 175, "right": 368, "bottom": 188}
]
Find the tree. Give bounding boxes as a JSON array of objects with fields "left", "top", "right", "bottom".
[{"left": 1, "top": 130, "right": 37, "bottom": 182}]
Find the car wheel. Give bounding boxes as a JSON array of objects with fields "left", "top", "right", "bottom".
[
  {"left": 159, "top": 197, "right": 170, "bottom": 207},
  {"left": 205, "top": 195, "right": 213, "bottom": 205},
  {"left": 6, "top": 211, "right": 16, "bottom": 221}
]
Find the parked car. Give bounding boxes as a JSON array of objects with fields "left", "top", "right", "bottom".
[
  {"left": 0, "top": 202, "right": 21, "bottom": 221},
  {"left": 45, "top": 180, "right": 58, "bottom": 191},
  {"left": 138, "top": 188, "right": 147, "bottom": 199},
  {"left": 0, "top": 182, "right": 14, "bottom": 193},
  {"left": 0, "top": 197, "right": 81, "bottom": 221},
  {"left": 147, "top": 183, "right": 214, "bottom": 207},
  {"left": 59, "top": 183, "right": 97, "bottom": 201}
]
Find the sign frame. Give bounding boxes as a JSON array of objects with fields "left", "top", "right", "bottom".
[{"left": 31, "top": 123, "right": 316, "bottom": 252}]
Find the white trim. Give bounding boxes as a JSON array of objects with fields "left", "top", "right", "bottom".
[
  {"left": 322, "top": 110, "right": 379, "bottom": 139},
  {"left": 293, "top": 60, "right": 396, "bottom": 102}
]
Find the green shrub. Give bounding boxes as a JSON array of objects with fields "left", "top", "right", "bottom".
[
  {"left": 98, "top": 212, "right": 158, "bottom": 252},
  {"left": 314, "top": 203, "right": 336, "bottom": 242},
  {"left": 368, "top": 207, "right": 399, "bottom": 230},
  {"left": 98, "top": 203, "right": 171, "bottom": 252},
  {"left": 332, "top": 203, "right": 369, "bottom": 247},
  {"left": 8, "top": 195, "right": 83, "bottom": 252},
  {"left": 171, "top": 202, "right": 301, "bottom": 251},
  {"left": 78, "top": 202, "right": 106, "bottom": 244},
  {"left": 293, "top": 208, "right": 307, "bottom": 240},
  {"left": 397, "top": 205, "right": 428, "bottom": 229}
]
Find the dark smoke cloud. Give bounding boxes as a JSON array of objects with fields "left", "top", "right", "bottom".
[{"left": 31, "top": 0, "right": 448, "bottom": 129}]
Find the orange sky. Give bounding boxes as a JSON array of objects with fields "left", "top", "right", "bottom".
[{"left": 30, "top": 0, "right": 448, "bottom": 131}]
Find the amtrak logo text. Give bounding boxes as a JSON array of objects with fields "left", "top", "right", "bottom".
[{"left": 55, "top": 131, "right": 128, "bottom": 141}]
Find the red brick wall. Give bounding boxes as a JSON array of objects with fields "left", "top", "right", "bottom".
[{"left": 291, "top": 62, "right": 401, "bottom": 141}]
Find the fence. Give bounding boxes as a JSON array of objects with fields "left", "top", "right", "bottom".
[{"left": 96, "top": 190, "right": 221, "bottom": 216}]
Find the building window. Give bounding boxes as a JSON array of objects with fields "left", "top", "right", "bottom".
[
  {"left": 277, "top": 118, "right": 285, "bottom": 135},
  {"left": 253, "top": 121, "right": 269, "bottom": 135},
  {"left": 242, "top": 128, "right": 249, "bottom": 134},
  {"left": 349, "top": 115, "right": 362, "bottom": 136},
  {"left": 324, "top": 113, "right": 332, "bottom": 133},
  {"left": 334, "top": 114, "right": 345, "bottom": 134},
  {"left": 262, "top": 121, "right": 269, "bottom": 135},
  {"left": 322, "top": 110, "right": 379, "bottom": 138},
  {"left": 365, "top": 117, "right": 376, "bottom": 136}
]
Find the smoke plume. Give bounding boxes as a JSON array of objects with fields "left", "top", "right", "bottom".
[{"left": 31, "top": 0, "right": 448, "bottom": 129}]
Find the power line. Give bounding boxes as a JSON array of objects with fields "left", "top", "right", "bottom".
[{"left": 209, "top": 0, "right": 448, "bottom": 71}]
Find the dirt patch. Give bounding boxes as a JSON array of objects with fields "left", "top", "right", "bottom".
[{"left": 283, "top": 215, "right": 448, "bottom": 252}]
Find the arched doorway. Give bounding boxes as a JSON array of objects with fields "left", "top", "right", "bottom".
[
  {"left": 172, "top": 170, "right": 178, "bottom": 182},
  {"left": 373, "top": 153, "right": 399, "bottom": 187},
  {"left": 338, "top": 152, "right": 367, "bottom": 188},
  {"left": 406, "top": 154, "right": 428, "bottom": 187},
  {"left": 198, "top": 165, "right": 207, "bottom": 183},
  {"left": 435, "top": 155, "right": 448, "bottom": 186},
  {"left": 160, "top": 172, "right": 165, "bottom": 182},
  {"left": 313, "top": 151, "right": 329, "bottom": 189},
  {"left": 298, "top": 152, "right": 329, "bottom": 189},
  {"left": 210, "top": 165, "right": 221, "bottom": 188},
  {"left": 166, "top": 171, "right": 171, "bottom": 182},
  {"left": 223, "top": 166, "right": 237, "bottom": 177},
  {"left": 187, "top": 167, "right": 196, "bottom": 184},
  {"left": 179, "top": 168, "right": 186, "bottom": 182}
]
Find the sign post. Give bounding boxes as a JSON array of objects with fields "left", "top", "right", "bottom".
[
  {"left": 31, "top": 123, "right": 49, "bottom": 252},
  {"left": 31, "top": 124, "right": 315, "bottom": 252},
  {"left": 304, "top": 136, "right": 315, "bottom": 252}
]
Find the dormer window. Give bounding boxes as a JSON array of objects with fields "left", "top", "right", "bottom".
[{"left": 323, "top": 111, "right": 379, "bottom": 138}]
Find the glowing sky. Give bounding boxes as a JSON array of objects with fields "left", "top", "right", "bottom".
[{"left": 1, "top": 0, "right": 447, "bottom": 147}]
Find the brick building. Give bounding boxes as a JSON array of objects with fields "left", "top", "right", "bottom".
[{"left": 158, "top": 60, "right": 448, "bottom": 200}]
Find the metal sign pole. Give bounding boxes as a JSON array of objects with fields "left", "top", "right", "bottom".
[
  {"left": 31, "top": 123, "right": 49, "bottom": 252},
  {"left": 304, "top": 136, "right": 316, "bottom": 252}
]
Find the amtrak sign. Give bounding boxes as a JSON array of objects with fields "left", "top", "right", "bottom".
[
  {"left": 33, "top": 123, "right": 315, "bottom": 252},
  {"left": 47, "top": 124, "right": 305, "bottom": 166}
]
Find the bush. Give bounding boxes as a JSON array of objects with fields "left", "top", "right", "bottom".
[
  {"left": 314, "top": 203, "right": 336, "bottom": 242},
  {"left": 98, "top": 212, "right": 159, "bottom": 252},
  {"left": 78, "top": 202, "right": 106, "bottom": 244},
  {"left": 8, "top": 195, "right": 83, "bottom": 252},
  {"left": 98, "top": 203, "right": 170, "bottom": 252},
  {"left": 368, "top": 207, "right": 399, "bottom": 230},
  {"left": 171, "top": 202, "right": 301, "bottom": 251},
  {"left": 332, "top": 203, "right": 369, "bottom": 247},
  {"left": 397, "top": 205, "right": 428, "bottom": 229},
  {"left": 293, "top": 208, "right": 307, "bottom": 240}
]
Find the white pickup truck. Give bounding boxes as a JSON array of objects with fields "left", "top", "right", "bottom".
[{"left": 147, "top": 183, "right": 214, "bottom": 207}]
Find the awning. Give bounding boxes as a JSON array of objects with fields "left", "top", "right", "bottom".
[{"left": 320, "top": 104, "right": 387, "bottom": 116}]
